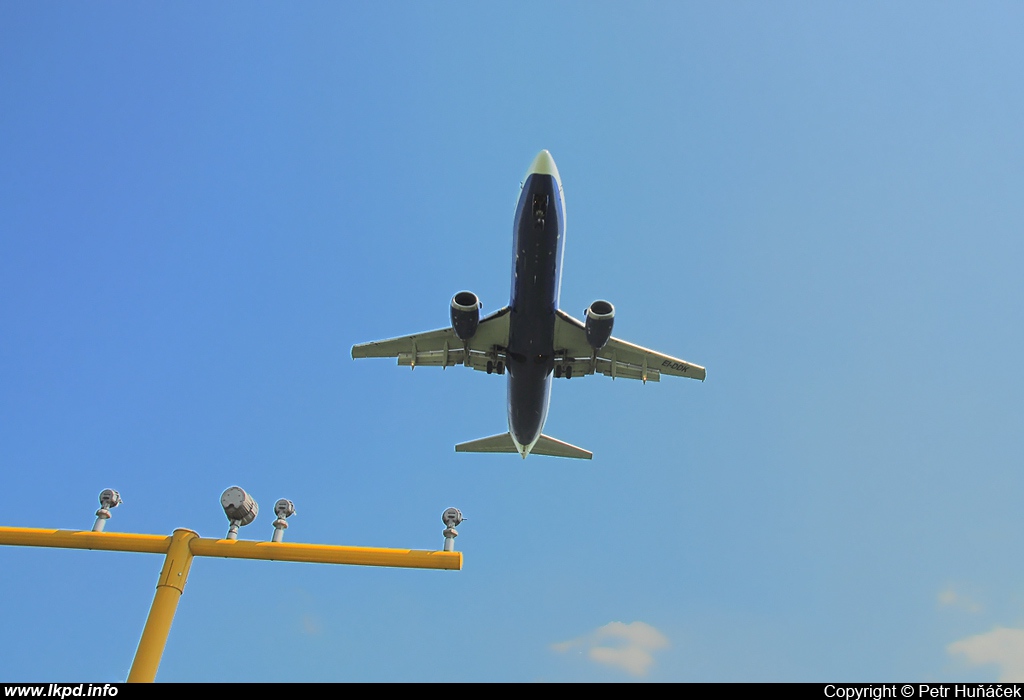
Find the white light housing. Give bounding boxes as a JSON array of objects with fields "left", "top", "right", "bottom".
[{"left": 222, "top": 487, "right": 258, "bottom": 539}]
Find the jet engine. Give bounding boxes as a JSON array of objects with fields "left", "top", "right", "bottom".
[
  {"left": 585, "top": 300, "right": 615, "bottom": 350},
  {"left": 450, "top": 291, "right": 482, "bottom": 341}
]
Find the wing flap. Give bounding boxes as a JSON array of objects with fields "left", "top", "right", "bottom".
[
  {"left": 593, "top": 356, "right": 661, "bottom": 382},
  {"left": 397, "top": 348, "right": 465, "bottom": 368}
]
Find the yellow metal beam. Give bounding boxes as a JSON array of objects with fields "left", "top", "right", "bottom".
[
  {"left": 189, "top": 537, "right": 462, "bottom": 570},
  {"left": 0, "top": 524, "right": 462, "bottom": 681},
  {"left": 0, "top": 527, "right": 462, "bottom": 570},
  {"left": 0, "top": 527, "right": 170, "bottom": 554},
  {"left": 128, "top": 529, "right": 198, "bottom": 683}
]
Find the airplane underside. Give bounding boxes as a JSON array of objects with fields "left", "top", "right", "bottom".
[
  {"left": 505, "top": 156, "right": 563, "bottom": 451},
  {"left": 349, "top": 149, "right": 705, "bottom": 459}
]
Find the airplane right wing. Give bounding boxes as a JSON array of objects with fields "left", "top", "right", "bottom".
[
  {"left": 352, "top": 307, "right": 511, "bottom": 373},
  {"left": 553, "top": 310, "right": 706, "bottom": 383}
]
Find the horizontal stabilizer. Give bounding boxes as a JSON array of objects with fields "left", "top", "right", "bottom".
[
  {"left": 455, "top": 433, "right": 518, "bottom": 454},
  {"left": 533, "top": 434, "right": 593, "bottom": 460},
  {"left": 454, "top": 432, "right": 592, "bottom": 459}
]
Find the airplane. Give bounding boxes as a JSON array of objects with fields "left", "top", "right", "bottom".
[{"left": 351, "top": 150, "right": 705, "bottom": 460}]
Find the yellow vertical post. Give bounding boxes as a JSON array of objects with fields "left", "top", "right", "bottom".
[{"left": 127, "top": 529, "right": 198, "bottom": 683}]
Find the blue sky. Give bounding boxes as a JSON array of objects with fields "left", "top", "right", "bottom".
[{"left": 2, "top": 2, "right": 1023, "bottom": 682}]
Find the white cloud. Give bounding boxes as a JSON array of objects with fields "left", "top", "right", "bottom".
[
  {"left": 948, "top": 627, "right": 1024, "bottom": 681},
  {"left": 301, "top": 613, "right": 322, "bottom": 636},
  {"left": 552, "top": 621, "right": 670, "bottom": 677},
  {"left": 937, "top": 585, "right": 982, "bottom": 613}
]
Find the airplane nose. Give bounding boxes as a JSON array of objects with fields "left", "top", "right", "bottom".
[{"left": 526, "top": 149, "right": 562, "bottom": 188}]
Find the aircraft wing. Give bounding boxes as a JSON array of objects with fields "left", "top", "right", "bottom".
[
  {"left": 352, "top": 307, "right": 511, "bottom": 373},
  {"left": 553, "top": 309, "right": 706, "bottom": 383}
]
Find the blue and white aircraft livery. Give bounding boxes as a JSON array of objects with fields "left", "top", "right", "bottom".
[{"left": 352, "top": 150, "right": 706, "bottom": 459}]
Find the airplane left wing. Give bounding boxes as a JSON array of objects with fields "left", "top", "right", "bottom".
[
  {"left": 553, "top": 309, "right": 706, "bottom": 383},
  {"left": 352, "top": 307, "right": 511, "bottom": 373}
]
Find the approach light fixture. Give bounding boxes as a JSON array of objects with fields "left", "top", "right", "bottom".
[
  {"left": 271, "top": 498, "right": 295, "bottom": 542},
  {"left": 92, "top": 489, "right": 122, "bottom": 532},
  {"left": 442, "top": 507, "right": 463, "bottom": 551},
  {"left": 221, "top": 486, "right": 258, "bottom": 540}
]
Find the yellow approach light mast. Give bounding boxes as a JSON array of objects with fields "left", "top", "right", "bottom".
[{"left": 0, "top": 487, "right": 464, "bottom": 682}]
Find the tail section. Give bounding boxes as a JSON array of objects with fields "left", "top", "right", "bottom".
[
  {"left": 455, "top": 433, "right": 518, "bottom": 454},
  {"left": 455, "top": 432, "right": 592, "bottom": 460},
  {"left": 532, "top": 434, "right": 592, "bottom": 460}
]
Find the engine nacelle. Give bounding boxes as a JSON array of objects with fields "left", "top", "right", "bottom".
[
  {"left": 450, "top": 291, "right": 482, "bottom": 341},
  {"left": 585, "top": 300, "right": 615, "bottom": 350}
]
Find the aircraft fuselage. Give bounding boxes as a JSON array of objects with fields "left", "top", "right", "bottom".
[{"left": 506, "top": 157, "right": 566, "bottom": 452}]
